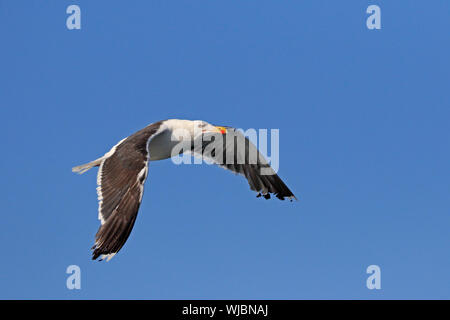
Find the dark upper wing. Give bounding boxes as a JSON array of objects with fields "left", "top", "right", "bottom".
[
  {"left": 93, "top": 122, "right": 164, "bottom": 261},
  {"left": 194, "top": 128, "right": 297, "bottom": 201}
]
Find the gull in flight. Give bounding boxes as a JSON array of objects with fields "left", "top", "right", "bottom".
[{"left": 73, "top": 119, "right": 296, "bottom": 261}]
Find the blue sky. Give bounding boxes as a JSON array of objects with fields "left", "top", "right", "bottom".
[{"left": 1, "top": 1, "right": 449, "bottom": 299}]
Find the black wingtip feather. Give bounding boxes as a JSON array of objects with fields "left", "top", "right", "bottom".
[{"left": 91, "top": 209, "right": 138, "bottom": 261}]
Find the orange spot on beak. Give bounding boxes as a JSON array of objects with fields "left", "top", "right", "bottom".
[{"left": 215, "top": 126, "right": 227, "bottom": 134}]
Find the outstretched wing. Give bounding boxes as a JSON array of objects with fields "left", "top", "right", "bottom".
[
  {"left": 194, "top": 127, "right": 297, "bottom": 201},
  {"left": 92, "top": 122, "right": 164, "bottom": 261}
]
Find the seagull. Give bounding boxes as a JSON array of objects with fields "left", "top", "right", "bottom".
[{"left": 73, "top": 119, "right": 296, "bottom": 261}]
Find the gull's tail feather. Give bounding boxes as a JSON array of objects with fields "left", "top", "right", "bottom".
[{"left": 72, "top": 158, "right": 103, "bottom": 174}]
